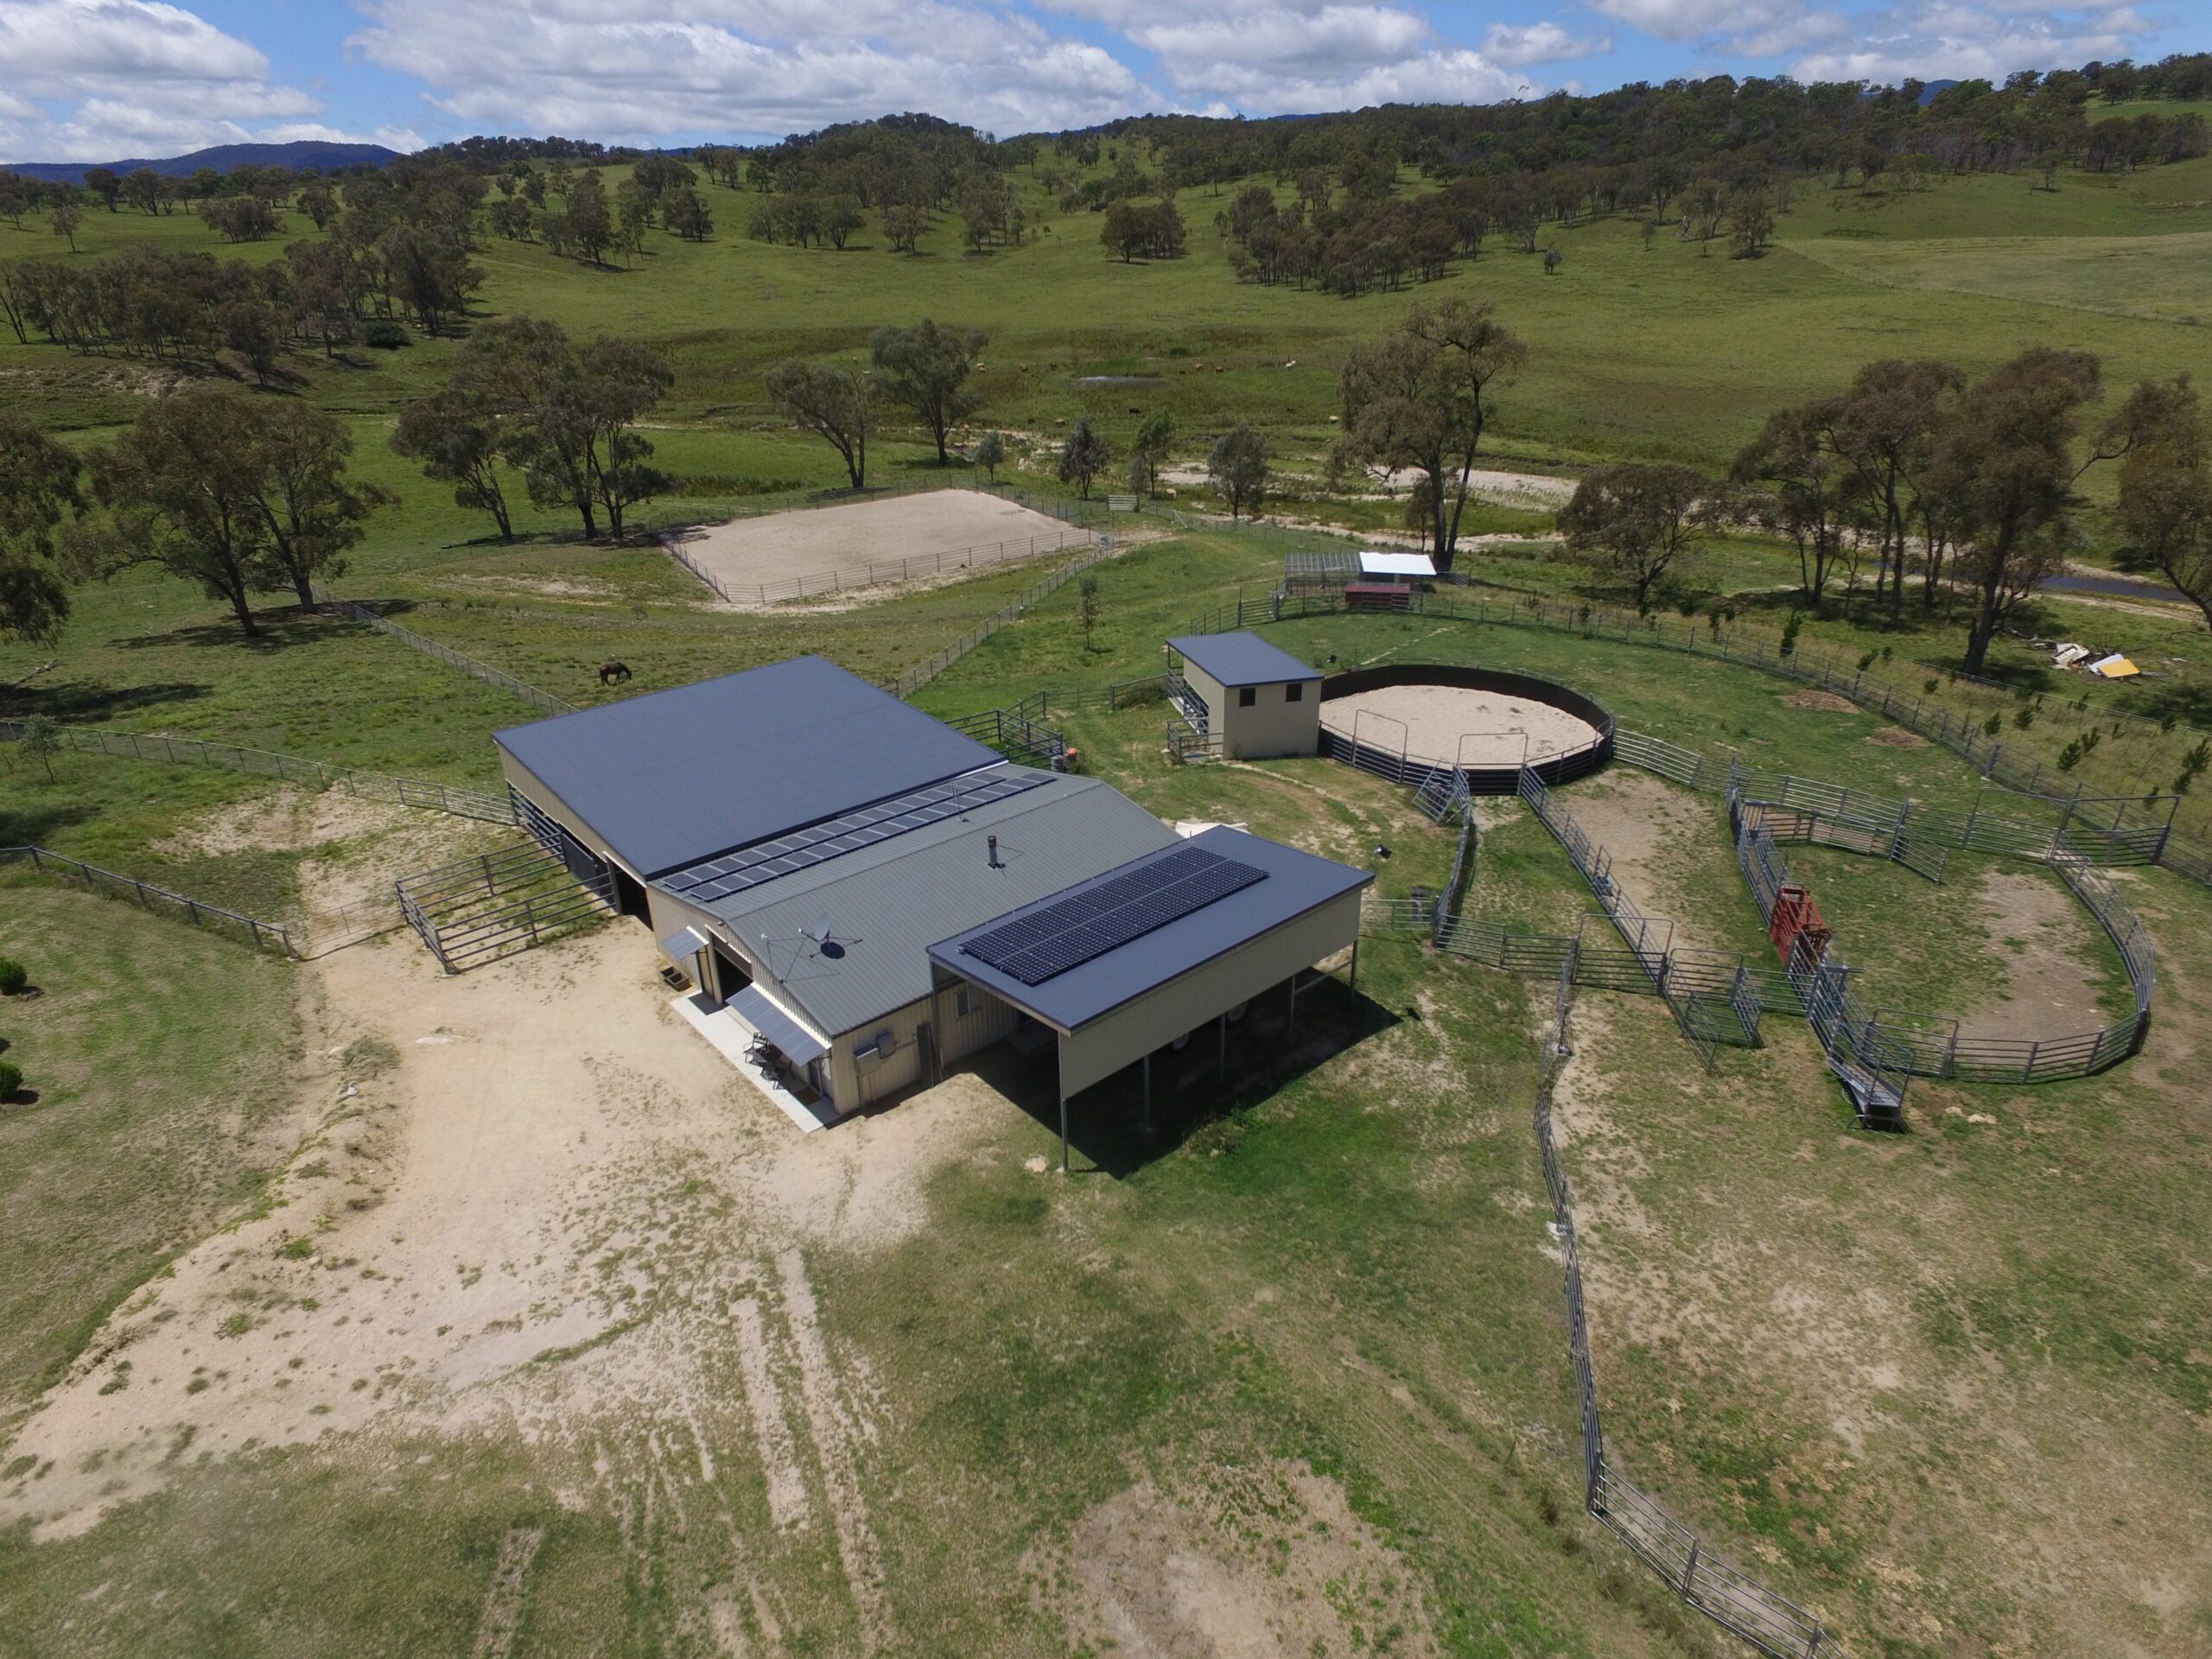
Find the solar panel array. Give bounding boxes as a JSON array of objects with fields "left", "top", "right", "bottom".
[
  {"left": 659, "top": 768, "right": 1049, "bottom": 905},
  {"left": 961, "top": 845, "right": 1268, "bottom": 986}
]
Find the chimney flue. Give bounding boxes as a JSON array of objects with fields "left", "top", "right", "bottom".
[{"left": 987, "top": 834, "right": 1001, "bottom": 868}]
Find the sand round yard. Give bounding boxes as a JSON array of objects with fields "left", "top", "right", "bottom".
[
  {"left": 1321, "top": 683, "right": 1605, "bottom": 766},
  {"left": 664, "top": 489, "right": 1088, "bottom": 606}
]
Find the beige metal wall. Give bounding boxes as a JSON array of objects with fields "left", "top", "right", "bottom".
[
  {"left": 1056, "top": 888, "right": 1363, "bottom": 1096},
  {"left": 1181, "top": 661, "right": 1229, "bottom": 731},
  {"left": 823, "top": 978, "right": 1023, "bottom": 1110},
  {"left": 1220, "top": 679, "right": 1321, "bottom": 760}
]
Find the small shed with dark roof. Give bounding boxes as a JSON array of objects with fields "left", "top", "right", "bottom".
[{"left": 1165, "top": 632, "right": 1322, "bottom": 760}]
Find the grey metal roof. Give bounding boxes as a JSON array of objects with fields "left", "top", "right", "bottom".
[
  {"left": 494, "top": 657, "right": 1001, "bottom": 879},
  {"left": 1167, "top": 632, "right": 1323, "bottom": 688},
  {"left": 686, "top": 772, "right": 1178, "bottom": 1039},
  {"left": 728, "top": 984, "right": 829, "bottom": 1065},
  {"left": 931, "top": 826, "right": 1371, "bottom": 1033}
]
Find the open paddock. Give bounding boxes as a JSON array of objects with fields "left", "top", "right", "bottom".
[{"left": 664, "top": 489, "right": 1096, "bottom": 607}]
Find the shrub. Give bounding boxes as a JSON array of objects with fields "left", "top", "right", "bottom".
[
  {"left": 362, "top": 319, "right": 410, "bottom": 349},
  {"left": 1857, "top": 650, "right": 1877, "bottom": 672},
  {"left": 1984, "top": 714, "right": 2005, "bottom": 736},
  {"left": 0, "top": 959, "right": 25, "bottom": 995},
  {"left": 0, "top": 1061, "right": 21, "bottom": 1100},
  {"left": 1778, "top": 612, "right": 1802, "bottom": 658}
]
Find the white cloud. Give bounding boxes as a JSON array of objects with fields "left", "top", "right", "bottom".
[
  {"left": 346, "top": 0, "right": 1156, "bottom": 140},
  {"left": 1789, "top": 3, "right": 2145, "bottom": 84},
  {"left": 1583, "top": 0, "right": 1804, "bottom": 45},
  {"left": 1481, "top": 19, "right": 1611, "bottom": 66},
  {"left": 0, "top": 0, "right": 324, "bottom": 160}
]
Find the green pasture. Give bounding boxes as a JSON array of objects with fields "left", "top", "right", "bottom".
[{"left": 10, "top": 152, "right": 2212, "bottom": 492}]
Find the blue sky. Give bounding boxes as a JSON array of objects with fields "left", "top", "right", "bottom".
[{"left": 0, "top": 0, "right": 2199, "bottom": 162}]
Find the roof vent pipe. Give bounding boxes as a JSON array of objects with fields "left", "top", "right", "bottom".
[{"left": 987, "top": 834, "right": 1001, "bottom": 868}]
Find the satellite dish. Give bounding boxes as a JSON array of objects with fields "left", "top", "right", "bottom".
[
  {"left": 870, "top": 1028, "right": 896, "bottom": 1058},
  {"left": 805, "top": 912, "right": 832, "bottom": 944}
]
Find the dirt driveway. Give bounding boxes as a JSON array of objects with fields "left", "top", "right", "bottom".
[{"left": 0, "top": 923, "right": 1015, "bottom": 1542}]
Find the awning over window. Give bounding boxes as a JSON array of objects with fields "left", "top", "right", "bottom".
[
  {"left": 728, "top": 983, "right": 829, "bottom": 1066},
  {"left": 659, "top": 925, "right": 709, "bottom": 961}
]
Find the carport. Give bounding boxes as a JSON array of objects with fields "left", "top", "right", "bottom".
[{"left": 929, "top": 827, "right": 1371, "bottom": 1170}]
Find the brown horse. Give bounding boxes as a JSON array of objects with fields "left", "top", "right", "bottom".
[{"left": 599, "top": 661, "right": 632, "bottom": 685}]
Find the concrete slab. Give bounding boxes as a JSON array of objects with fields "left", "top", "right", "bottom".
[{"left": 671, "top": 992, "right": 844, "bottom": 1134}]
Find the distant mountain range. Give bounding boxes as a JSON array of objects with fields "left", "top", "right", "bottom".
[{"left": 2, "top": 140, "right": 401, "bottom": 186}]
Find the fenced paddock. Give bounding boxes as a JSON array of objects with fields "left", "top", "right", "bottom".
[
  {"left": 1337, "top": 686, "right": 2158, "bottom": 1110},
  {"left": 396, "top": 841, "right": 613, "bottom": 973},
  {"left": 1534, "top": 955, "right": 1853, "bottom": 1659},
  {"left": 664, "top": 490, "right": 1096, "bottom": 607},
  {"left": 1, "top": 719, "right": 516, "bottom": 823},
  {"left": 2, "top": 845, "right": 298, "bottom": 957}
]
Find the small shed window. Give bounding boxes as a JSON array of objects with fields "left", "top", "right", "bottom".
[
  {"left": 1284, "top": 682, "right": 1304, "bottom": 702},
  {"left": 955, "top": 985, "right": 983, "bottom": 1020},
  {"left": 1238, "top": 686, "right": 1257, "bottom": 708}
]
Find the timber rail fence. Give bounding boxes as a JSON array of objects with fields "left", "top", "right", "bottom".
[
  {"left": 1, "top": 719, "right": 516, "bottom": 823},
  {"left": 1535, "top": 954, "right": 1853, "bottom": 1658},
  {"left": 3, "top": 844, "right": 299, "bottom": 957}
]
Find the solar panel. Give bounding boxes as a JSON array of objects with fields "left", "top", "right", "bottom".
[
  {"left": 962, "top": 846, "right": 1268, "bottom": 986},
  {"left": 658, "top": 768, "right": 1049, "bottom": 904}
]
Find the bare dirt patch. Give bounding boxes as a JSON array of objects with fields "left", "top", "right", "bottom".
[
  {"left": 1784, "top": 689, "right": 1860, "bottom": 714},
  {"left": 1046, "top": 1460, "right": 1440, "bottom": 1657},
  {"left": 1553, "top": 768, "right": 1735, "bottom": 952},
  {"left": 1952, "top": 868, "right": 2121, "bottom": 1039},
  {"left": 1321, "top": 683, "right": 1603, "bottom": 769},
  {"left": 154, "top": 788, "right": 506, "bottom": 932},
  {"left": 0, "top": 925, "right": 1016, "bottom": 1541},
  {"left": 1868, "top": 726, "right": 1929, "bottom": 749},
  {"left": 664, "top": 490, "right": 1090, "bottom": 607}
]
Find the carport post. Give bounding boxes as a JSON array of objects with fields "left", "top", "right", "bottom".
[
  {"left": 1217, "top": 1013, "right": 1227, "bottom": 1078},
  {"left": 1351, "top": 939, "right": 1360, "bottom": 994},
  {"left": 1288, "top": 972, "right": 1300, "bottom": 1041},
  {"left": 1141, "top": 1052, "right": 1152, "bottom": 1136},
  {"left": 1059, "top": 1090, "right": 1070, "bottom": 1173}
]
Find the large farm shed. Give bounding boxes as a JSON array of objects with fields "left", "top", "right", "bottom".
[{"left": 495, "top": 658, "right": 1369, "bottom": 1158}]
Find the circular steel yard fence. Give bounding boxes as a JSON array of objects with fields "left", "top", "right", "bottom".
[{"left": 1316, "top": 663, "right": 1617, "bottom": 796}]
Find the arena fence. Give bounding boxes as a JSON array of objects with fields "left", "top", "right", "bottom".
[
  {"left": 0, "top": 718, "right": 516, "bottom": 823},
  {"left": 2, "top": 844, "right": 299, "bottom": 957},
  {"left": 1535, "top": 952, "right": 1854, "bottom": 1659},
  {"left": 667, "top": 524, "right": 1099, "bottom": 607}
]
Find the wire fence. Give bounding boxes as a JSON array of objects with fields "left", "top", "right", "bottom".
[
  {"left": 1533, "top": 950, "right": 1853, "bottom": 1658},
  {"left": 888, "top": 539, "right": 1121, "bottom": 701},
  {"left": 1, "top": 718, "right": 516, "bottom": 823},
  {"left": 314, "top": 590, "right": 574, "bottom": 716},
  {"left": 2, "top": 844, "right": 299, "bottom": 957}
]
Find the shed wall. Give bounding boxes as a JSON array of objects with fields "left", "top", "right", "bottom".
[{"left": 1221, "top": 680, "right": 1322, "bottom": 760}]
